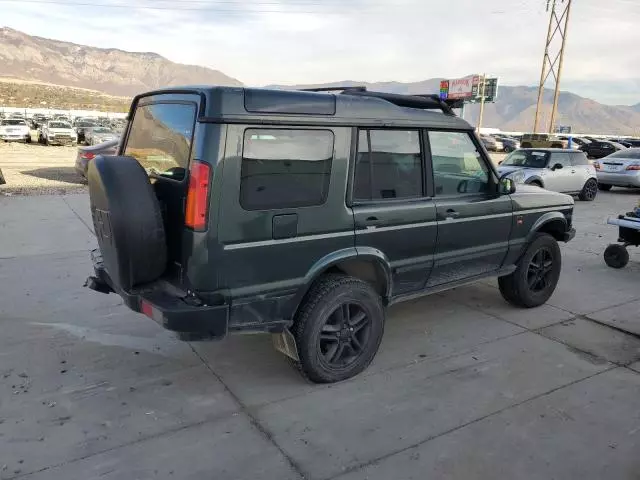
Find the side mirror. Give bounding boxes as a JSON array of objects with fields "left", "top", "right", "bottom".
[
  {"left": 499, "top": 177, "right": 516, "bottom": 195},
  {"left": 551, "top": 163, "right": 563, "bottom": 171}
]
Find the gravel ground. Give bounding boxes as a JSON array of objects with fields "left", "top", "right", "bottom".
[
  {"left": 0, "top": 136, "right": 87, "bottom": 196},
  {"left": 0, "top": 138, "right": 508, "bottom": 197}
]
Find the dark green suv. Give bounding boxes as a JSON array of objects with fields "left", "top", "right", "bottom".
[{"left": 86, "top": 86, "right": 576, "bottom": 383}]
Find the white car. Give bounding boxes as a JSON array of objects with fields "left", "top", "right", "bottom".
[
  {"left": 497, "top": 148, "right": 599, "bottom": 201},
  {"left": 0, "top": 119, "right": 31, "bottom": 143},
  {"left": 39, "top": 121, "right": 77, "bottom": 146},
  {"left": 594, "top": 148, "right": 640, "bottom": 191}
]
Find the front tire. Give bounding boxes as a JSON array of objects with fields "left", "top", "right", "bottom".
[
  {"left": 579, "top": 178, "right": 598, "bottom": 201},
  {"left": 499, "top": 233, "right": 562, "bottom": 308},
  {"left": 292, "top": 274, "right": 385, "bottom": 383},
  {"left": 604, "top": 244, "right": 629, "bottom": 269},
  {"left": 598, "top": 183, "right": 612, "bottom": 191}
]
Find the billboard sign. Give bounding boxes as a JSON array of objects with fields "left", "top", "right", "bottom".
[
  {"left": 555, "top": 125, "right": 572, "bottom": 134},
  {"left": 439, "top": 80, "right": 449, "bottom": 100},
  {"left": 483, "top": 77, "right": 499, "bottom": 103},
  {"left": 446, "top": 75, "right": 481, "bottom": 100}
]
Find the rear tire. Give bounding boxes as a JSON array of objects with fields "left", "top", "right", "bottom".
[
  {"left": 604, "top": 244, "right": 629, "bottom": 269},
  {"left": 578, "top": 178, "right": 598, "bottom": 201},
  {"left": 598, "top": 183, "right": 612, "bottom": 191},
  {"left": 291, "top": 274, "right": 385, "bottom": 383},
  {"left": 499, "top": 233, "right": 562, "bottom": 308}
]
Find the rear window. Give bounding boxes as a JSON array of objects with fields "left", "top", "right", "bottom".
[
  {"left": 240, "top": 128, "right": 334, "bottom": 210},
  {"left": 608, "top": 149, "right": 640, "bottom": 159},
  {"left": 124, "top": 103, "right": 197, "bottom": 181},
  {"left": 2, "top": 119, "right": 26, "bottom": 126}
]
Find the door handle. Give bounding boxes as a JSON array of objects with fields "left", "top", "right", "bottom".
[
  {"left": 445, "top": 209, "right": 460, "bottom": 220},
  {"left": 363, "top": 216, "right": 382, "bottom": 227}
]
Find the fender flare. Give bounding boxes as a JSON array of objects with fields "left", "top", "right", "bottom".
[
  {"left": 526, "top": 212, "right": 568, "bottom": 243},
  {"left": 287, "top": 247, "right": 393, "bottom": 319},
  {"left": 524, "top": 176, "right": 545, "bottom": 188}
]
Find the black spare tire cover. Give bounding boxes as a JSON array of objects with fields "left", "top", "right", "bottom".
[{"left": 88, "top": 155, "right": 167, "bottom": 291}]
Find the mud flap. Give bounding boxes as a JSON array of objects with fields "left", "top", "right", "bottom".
[{"left": 272, "top": 329, "right": 300, "bottom": 362}]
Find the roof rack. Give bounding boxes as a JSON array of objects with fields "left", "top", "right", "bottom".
[
  {"left": 300, "top": 86, "right": 367, "bottom": 93},
  {"left": 298, "top": 86, "right": 463, "bottom": 115}
]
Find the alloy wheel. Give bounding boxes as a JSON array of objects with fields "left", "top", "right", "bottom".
[
  {"left": 526, "top": 247, "right": 554, "bottom": 292},
  {"left": 318, "top": 302, "right": 371, "bottom": 368}
]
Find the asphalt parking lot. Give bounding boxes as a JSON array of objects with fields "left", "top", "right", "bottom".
[{"left": 1, "top": 188, "right": 640, "bottom": 479}]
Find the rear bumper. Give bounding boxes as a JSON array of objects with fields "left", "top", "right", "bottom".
[
  {"left": 597, "top": 172, "right": 640, "bottom": 188},
  {"left": 88, "top": 250, "right": 229, "bottom": 339}
]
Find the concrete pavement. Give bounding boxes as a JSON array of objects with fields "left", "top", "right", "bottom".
[{"left": 1, "top": 191, "right": 639, "bottom": 479}]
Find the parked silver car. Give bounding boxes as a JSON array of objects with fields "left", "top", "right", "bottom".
[
  {"left": 594, "top": 148, "right": 640, "bottom": 191},
  {"left": 497, "top": 148, "right": 598, "bottom": 201}
]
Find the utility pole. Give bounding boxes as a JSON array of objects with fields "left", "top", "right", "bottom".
[
  {"left": 477, "top": 74, "right": 487, "bottom": 133},
  {"left": 534, "top": 0, "right": 573, "bottom": 133}
]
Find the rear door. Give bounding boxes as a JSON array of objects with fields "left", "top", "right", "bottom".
[
  {"left": 122, "top": 96, "right": 200, "bottom": 270},
  {"left": 427, "top": 130, "right": 512, "bottom": 287},
  {"left": 544, "top": 151, "right": 575, "bottom": 192},
  {"left": 351, "top": 128, "right": 437, "bottom": 296}
]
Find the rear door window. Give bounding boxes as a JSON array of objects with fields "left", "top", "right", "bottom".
[
  {"left": 124, "top": 103, "right": 197, "bottom": 181},
  {"left": 353, "top": 129, "right": 423, "bottom": 201}
]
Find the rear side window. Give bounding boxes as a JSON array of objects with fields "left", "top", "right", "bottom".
[
  {"left": 124, "top": 103, "right": 197, "bottom": 181},
  {"left": 353, "top": 129, "right": 422, "bottom": 201},
  {"left": 570, "top": 152, "right": 589, "bottom": 166},
  {"left": 240, "top": 129, "right": 334, "bottom": 210}
]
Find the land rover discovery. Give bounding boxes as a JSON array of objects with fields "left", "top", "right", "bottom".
[{"left": 86, "top": 86, "right": 576, "bottom": 383}]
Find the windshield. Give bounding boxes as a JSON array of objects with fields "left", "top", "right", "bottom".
[
  {"left": 610, "top": 142, "right": 626, "bottom": 149},
  {"left": 78, "top": 121, "right": 95, "bottom": 127},
  {"left": 2, "top": 119, "right": 27, "bottom": 126},
  {"left": 501, "top": 150, "right": 549, "bottom": 168},
  {"left": 92, "top": 127, "right": 112, "bottom": 134},
  {"left": 49, "top": 122, "right": 71, "bottom": 129},
  {"left": 607, "top": 148, "right": 640, "bottom": 160}
]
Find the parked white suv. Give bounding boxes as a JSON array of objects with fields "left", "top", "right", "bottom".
[
  {"left": 497, "top": 148, "right": 598, "bottom": 201},
  {"left": 38, "top": 121, "right": 77, "bottom": 146},
  {"left": 0, "top": 118, "right": 31, "bottom": 143}
]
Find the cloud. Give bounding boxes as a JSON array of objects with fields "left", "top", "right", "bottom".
[{"left": 2, "top": 0, "right": 640, "bottom": 104}]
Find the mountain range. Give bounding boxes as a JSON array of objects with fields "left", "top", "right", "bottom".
[{"left": 1, "top": 26, "right": 639, "bottom": 135}]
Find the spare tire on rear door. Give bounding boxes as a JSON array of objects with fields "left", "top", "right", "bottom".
[{"left": 88, "top": 155, "right": 167, "bottom": 291}]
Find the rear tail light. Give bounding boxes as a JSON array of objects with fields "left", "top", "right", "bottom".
[
  {"left": 80, "top": 152, "right": 96, "bottom": 160},
  {"left": 626, "top": 164, "right": 640, "bottom": 171},
  {"left": 185, "top": 160, "right": 211, "bottom": 231}
]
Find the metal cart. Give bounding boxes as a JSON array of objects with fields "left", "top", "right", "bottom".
[{"left": 604, "top": 214, "right": 640, "bottom": 268}]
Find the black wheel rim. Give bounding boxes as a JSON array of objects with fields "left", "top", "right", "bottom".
[
  {"left": 585, "top": 180, "right": 597, "bottom": 199},
  {"left": 318, "top": 303, "right": 371, "bottom": 368},
  {"left": 527, "top": 247, "right": 554, "bottom": 293}
]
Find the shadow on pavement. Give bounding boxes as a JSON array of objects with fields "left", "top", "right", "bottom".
[{"left": 22, "top": 167, "right": 86, "bottom": 185}]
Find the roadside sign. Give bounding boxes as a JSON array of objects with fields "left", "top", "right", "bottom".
[
  {"left": 439, "top": 80, "right": 449, "bottom": 100},
  {"left": 483, "top": 77, "right": 499, "bottom": 103},
  {"left": 555, "top": 125, "right": 572, "bottom": 134},
  {"left": 446, "top": 75, "right": 481, "bottom": 100}
]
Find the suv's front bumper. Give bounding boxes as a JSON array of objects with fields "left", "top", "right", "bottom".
[
  {"left": 87, "top": 250, "right": 229, "bottom": 339},
  {"left": 563, "top": 228, "right": 576, "bottom": 242}
]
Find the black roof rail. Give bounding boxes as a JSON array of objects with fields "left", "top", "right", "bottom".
[
  {"left": 299, "top": 86, "right": 367, "bottom": 93},
  {"left": 297, "top": 85, "right": 464, "bottom": 115}
]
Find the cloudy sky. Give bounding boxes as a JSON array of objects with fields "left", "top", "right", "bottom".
[{"left": 2, "top": 0, "right": 640, "bottom": 104}]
